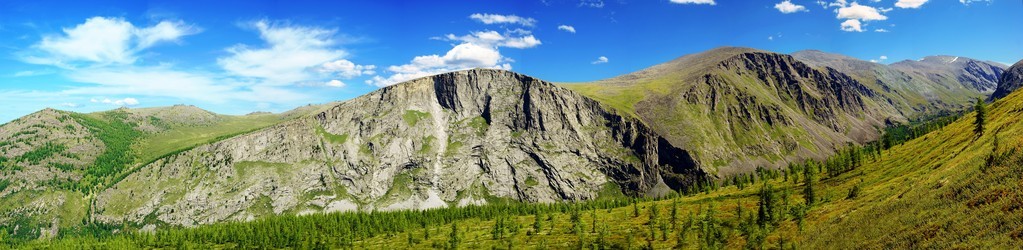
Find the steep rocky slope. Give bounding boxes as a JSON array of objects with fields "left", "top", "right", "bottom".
[
  {"left": 565, "top": 47, "right": 899, "bottom": 176},
  {"left": 990, "top": 60, "right": 1023, "bottom": 100},
  {"left": 793, "top": 50, "right": 1003, "bottom": 116},
  {"left": 91, "top": 69, "right": 705, "bottom": 226},
  {"left": 890, "top": 55, "right": 1004, "bottom": 93}
]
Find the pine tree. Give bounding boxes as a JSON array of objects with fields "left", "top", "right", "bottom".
[
  {"left": 974, "top": 98, "right": 986, "bottom": 135},
  {"left": 448, "top": 223, "right": 460, "bottom": 250},
  {"left": 803, "top": 161, "right": 816, "bottom": 205}
]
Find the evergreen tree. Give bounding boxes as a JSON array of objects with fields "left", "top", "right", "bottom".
[
  {"left": 803, "top": 161, "right": 816, "bottom": 205},
  {"left": 974, "top": 98, "right": 986, "bottom": 135},
  {"left": 448, "top": 223, "right": 460, "bottom": 250},
  {"left": 756, "top": 184, "right": 776, "bottom": 227}
]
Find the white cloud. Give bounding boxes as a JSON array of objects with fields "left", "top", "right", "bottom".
[
  {"left": 59, "top": 102, "right": 80, "bottom": 108},
  {"left": 469, "top": 13, "right": 537, "bottom": 27},
  {"left": 869, "top": 55, "right": 889, "bottom": 63},
  {"left": 368, "top": 23, "right": 546, "bottom": 87},
  {"left": 670, "top": 0, "right": 716, "bottom": 5},
  {"left": 444, "top": 30, "right": 542, "bottom": 49},
  {"left": 318, "top": 59, "right": 376, "bottom": 78},
  {"left": 837, "top": 3, "right": 888, "bottom": 21},
  {"left": 592, "top": 56, "right": 609, "bottom": 64},
  {"left": 91, "top": 97, "right": 139, "bottom": 106},
  {"left": 874, "top": 28, "right": 890, "bottom": 32},
  {"left": 775, "top": 1, "right": 808, "bottom": 13},
  {"left": 840, "top": 19, "right": 864, "bottom": 32},
  {"left": 24, "top": 17, "right": 199, "bottom": 67},
  {"left": 368, "top": 43, "right": 511, "bottom": 87},
  {"left": 558, "top": 25, "right": 577, "bottom": 33},
  {"left": 895, "top": 0, "right": 928, "bottom": 8},
  {"left": 325, "top": 79, "right": 345, "bottom": 88},
  {"left": 880, "top": 55, "right": 888, "bottom": 60},
  {"left": 217, "top": 20, "right": 351, "bottom": 85}
]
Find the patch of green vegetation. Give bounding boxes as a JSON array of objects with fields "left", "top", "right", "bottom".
[
  {"left": 70, "top": 111, "right": 141, "bottom": 187},
  {"left": 445, "top": 139, "right": 463, "bottom": 157},
  {"left": 402, "top": 110, "right": 431, "bottom": 127},
  {"left": 510, "top": 130, "right": 523, "bottom": 138},
  {"left": 246, "top": 195, "right": 275, "bottom": 216},
  {"left": 234, "top": 161, "right": 291, "bottom": 178},
  {"left": 13, "top": 142, "right": 66, "bottom": 165},
  {"left": 468, "top": 116, "right": 489, "bottom": 136},
  {"left": 315, "top": 124, "right": 348, "bottom": 144},
  {"left": 135, "top": 114, "right": 284, "bottom": 165},
  {"left": 524, "top": 176, "right": 539, "bottom": 187},
  {"left": 418, "top": 136, "right": 436, "bottom": 154}
]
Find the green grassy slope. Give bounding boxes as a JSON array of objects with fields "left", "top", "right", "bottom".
[
  {"left": 16, "top": 89, "right": 1022, "bottom": 249},
  {"left": 562, "top": 47, "right": 894, "bottom": 175}
]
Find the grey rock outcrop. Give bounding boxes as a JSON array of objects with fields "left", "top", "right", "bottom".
[
  {"left": 990, "top": 60, "right": 1023, "bottom": 101},
  {"left": 93, "top": 69, "right": 705, "bottom": 226}
]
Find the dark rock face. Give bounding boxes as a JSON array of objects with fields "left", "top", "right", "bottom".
[
  {"left": 717, "top": 53, "right": 876, "bottom": 132},
  {"left": 990, "top": 60, "right": 1023, "bottom": 101}
]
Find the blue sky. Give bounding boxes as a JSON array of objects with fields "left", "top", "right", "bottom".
[{"left": 0, "top": 0, "right": 1020, "bottom": 123}]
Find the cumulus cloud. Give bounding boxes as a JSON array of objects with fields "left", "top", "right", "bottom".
[
  {"left": 24, "top": 17, "right": 199, "bottom": 67},
  {"left": 837, "top": 3, "right": 888, "bottom": 21},
  {"left": 469, "top": 13, "right": 537, "bottom": 27},
  {"left": 895, "top": 0, "right": 929, "bottom": 8},
  {"left": 840, "top": 19, "right": 864, "bottom": 32},
  {"left": 592, "top": 56, "right": 609, "bottom": 64},
  {"left": 443, "top": 30, "right": 542, "bottom": 49},
  {"left": 325, "top": 79, "right": 345, "bottom": 88},
  {"left": 775, "top": 1, "right": 808, "bottom": 13},
  {"left": 869, "top": 55, "right": 889, "bottom": 63},
  {"left": 318, "top": 59, "right": 376, "bottom": 79},
  {"left": 367, "top": 43, "right": 511, "bottom": 87},
  {"left": 558, "top": 25, "right": 576, "bottom": 33},
  {"left": 670, "top": 0, "right": 716, "bottom": 5}
]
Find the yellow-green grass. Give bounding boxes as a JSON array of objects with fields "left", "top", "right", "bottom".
[{"left": 134, "top": 114, "right": 285, "bottom": 164}]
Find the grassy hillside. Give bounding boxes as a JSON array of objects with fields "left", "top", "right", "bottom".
[
  {"left": 0, "top": 105, "right": 328, "bottom": 242},
  {"left": 15, "top": 89, "right": 1022, "bottom": 248}
]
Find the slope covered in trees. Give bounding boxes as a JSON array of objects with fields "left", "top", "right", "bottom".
[{"left": 14, "top": 86, "right": 1022, "bottom": 248}]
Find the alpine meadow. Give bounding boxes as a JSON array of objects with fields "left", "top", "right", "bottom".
[{"left": 0, "top": 0, "right": 1021, "bottom": 249}]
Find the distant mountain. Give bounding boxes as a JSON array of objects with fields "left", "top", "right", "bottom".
[
  {"left": 990, "top": 60, "right": 1023, "bottom": 101},
  {"left": 793, "top": 50, "right": 1003, "bottom": 116},
  {"left": 889, "top": 55, "right": 1004, "bottom": 93},
  {"left": 566, "top": 47, "right": 902, "bottom": 176}
]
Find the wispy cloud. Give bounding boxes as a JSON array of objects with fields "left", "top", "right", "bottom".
[
  {"left": 592, "top": 56, "right": 609, "bottom": 64},
  {"left": 468, "top": 13, "right": 537, "bottom": 27},
  {"left": 670, "top": 0, "right": 716, "bottom": 5}
]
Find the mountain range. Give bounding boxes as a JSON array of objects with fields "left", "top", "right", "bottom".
[{"left": 0, "top": 47, "right": 1020, "bottom": 238}]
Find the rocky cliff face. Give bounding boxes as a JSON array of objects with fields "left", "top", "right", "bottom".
[
  {"left": 568, "top": 48, "right": 894, "bottom": 176},
  {"left": 92, "top": 69, "right": 705, "bottom": 226},
  {"left": 990, "top": 60, "right": 1023, "bottom": 101}
]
